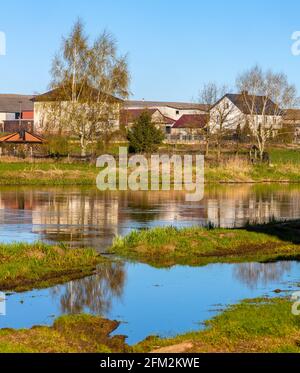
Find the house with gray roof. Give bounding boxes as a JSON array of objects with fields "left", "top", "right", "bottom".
[{"left": 0, "top": 94, "right": 34, "bottom": 133}]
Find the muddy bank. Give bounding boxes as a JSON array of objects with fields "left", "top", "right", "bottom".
[{"left": 0, "top": 315, "right": 129, "bottom": 353}]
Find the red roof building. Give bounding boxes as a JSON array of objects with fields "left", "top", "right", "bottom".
[{"left": 172, "top": 114, "right": 208, "bottom": 129}]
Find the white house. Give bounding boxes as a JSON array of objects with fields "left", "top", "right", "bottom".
[
  {"left": 209, "top": 92, "right": 282, "bottom": 133},
  {"left": 125, "top": 100, "right": 208, "bottom": 120}
]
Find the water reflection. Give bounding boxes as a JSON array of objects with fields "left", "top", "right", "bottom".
[
  {"left": 233, "top": 262, "right": 292, "bottom": 289},
  {"left": 52, "top": 261, "right": 126, "bottom": 314},
  {"left": 2, "top": 260, "right": 300, "bottom": 344},
  {"left": 0, "top": 185, "right": 300, "bottom": 249}
]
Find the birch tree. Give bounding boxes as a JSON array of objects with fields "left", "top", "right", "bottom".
[
  {"left": 236, "top": 65, "right": 297, "bottom": 160},
  {"left": 48, "top": 20, "right": 130, "bottom": 156}
]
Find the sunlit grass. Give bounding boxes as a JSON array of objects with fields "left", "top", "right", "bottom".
[
  {"left": 0, "top": 242, "right": 104, "bottom": 292},
  {"left": 135, "top": 297, "right": 300, "bottom": 353},
  {"left": 110, "top": 221, "right": 300, "bottom": 267}
]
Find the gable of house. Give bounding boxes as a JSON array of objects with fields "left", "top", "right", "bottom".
[{"left": 224, "top": 93, "right": 279, "bottom": 116}]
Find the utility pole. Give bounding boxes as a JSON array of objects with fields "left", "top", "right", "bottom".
[{"left": 18, "top": 101, "right": 22, "bottom": 131}]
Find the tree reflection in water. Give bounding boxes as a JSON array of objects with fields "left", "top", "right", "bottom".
[
  {"left": 233, "top": 262, "right": 292, "bottom": 290},
  {"left": 51, "top": 261, "right": 126, "bottom": 315}
]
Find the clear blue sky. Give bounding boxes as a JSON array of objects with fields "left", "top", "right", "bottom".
[{"left": 0, "top": 0, "right": 299, "bottom": 101}]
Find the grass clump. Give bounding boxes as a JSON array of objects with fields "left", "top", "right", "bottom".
[
  {"left": 110, "top": 220, "right": 300, "bottom": 267},
  {"left": 0, "top": 242, "right": 104, "bottom": 292}
]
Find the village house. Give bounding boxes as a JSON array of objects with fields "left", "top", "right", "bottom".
[
  {"left": 209, "top": 92, "right": 282, "bottom": 134},
  {"left": 171, "top": 114, "right": 209, "bottom": 141},
  {"left": 33, "top": 88, "right": 122, "bottom": 134},
  {"left": 0, "top": 94, "right": 34, "bottom": 133},
  {"left": 120, "top": 108, "right": 175, "bottom": 133},
  {"left": 122, "top": 100, "right": 209, "bottom": 140},
  {"left": 283, "top": 109, "right": 300, "bottom": 142}
]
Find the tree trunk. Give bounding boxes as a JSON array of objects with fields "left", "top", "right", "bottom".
[
  {"left": 80, "top": 135, "right": 87, "bottom": 157},
  {"left": 205, "top": 139, "right": 210, "bottom": 157}
]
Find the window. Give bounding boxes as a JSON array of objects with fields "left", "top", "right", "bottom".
[{"left": 176, "top": 110, "right": 180, "bottom": 115}]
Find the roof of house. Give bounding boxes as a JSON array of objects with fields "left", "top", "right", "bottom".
[
  {"left": 284, "top": 109, "right": 300, "bottom": 121},
  {"left": 0, "top": 94, "right": 34, "bottom": 113},
  {"left": 34, "top": 86, "right": 123, "bottom": 103},
  {"left": 172, "top": 114, "right": 208, "bottom": 129},
  {"left": 125, "top": 100, "right": 209, "bottom": 112},
  {"left": 0, "top": 130, "right": 44, "bottom": 144},
  {"left": 120, "top": 108, "right": 175, "bottom": 125},
  {"left": 120, "top": 108, "right": 159, "bottom": 124},
  {"left": 213, "top": 93, "right": 280, "bottom": 115}
]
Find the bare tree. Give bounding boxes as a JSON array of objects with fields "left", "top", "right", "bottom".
[
  {"left": 236, "top": 65, "right": 298, "bottom": 160},
  {"left": 46, "top": 20, "right": 130, "bottom": 156},
  {"left": 206, "top": 84, "right": 236, "bottom": 161},
  {"left": 198, "top": 83, "right": 218, "bottom": 156}
]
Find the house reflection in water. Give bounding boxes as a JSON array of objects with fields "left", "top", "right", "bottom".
[{"left": 0, "top": 185, "right": 299, "bottom": 249}]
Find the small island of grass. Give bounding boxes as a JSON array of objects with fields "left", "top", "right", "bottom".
[
  {"left": 0, "top": 242, "right": 104, "bottom": 292},
  {"left": 110, "top": 220, "right": 300, "bottom": 267}
]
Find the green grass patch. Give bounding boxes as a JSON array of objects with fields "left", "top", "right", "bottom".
[
  {"left": 134, "top": 297, "right": 300, "bottom": 353},
  {"left": 0, "top": 242, "right": 104, "bottom": 292},
  {"left": 110, "top": 220, "right": 300, "bottom": 267}
]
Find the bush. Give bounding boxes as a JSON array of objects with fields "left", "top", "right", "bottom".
[
  {"left": 45, "top": 135, "right": 69, "bottom": 156},
  {"left": 128, "top": 111, "right": 164, "bottom": 153}
]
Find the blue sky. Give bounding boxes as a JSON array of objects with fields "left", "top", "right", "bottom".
[{"left": 0, "top": 0, "right": 299, "bottom": 101}]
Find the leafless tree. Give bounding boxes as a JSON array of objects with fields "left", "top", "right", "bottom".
[
  {"left": 236, "top": 65, "right": 298, "bottom": 160},
  {"left": 198, "top": 83, "right": 218, "bottom": 156},
  {"left": 204, "top": 84, "right": 236, "bottom": 161}
]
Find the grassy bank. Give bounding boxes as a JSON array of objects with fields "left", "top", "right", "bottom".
[
  {"left": 135, "top": 297, "right": 300, "bottom": 353},
  {"left": 0, "top": 160, "right": 98, "bottom": 186},
  {"left": 110, "top": 220, "right": 300, "bottom": 267},
  {"left": 0, "top": 242, "right": 104, "bottom": 292},
  {"left": 0, "top": 314, "right": 129, "bottom": 353},
  {"left": 0, "top": 148, "right": 299, "bottom": 185},
  {"left": 1, "top": 297, "right": 299, "bottom": 353}
]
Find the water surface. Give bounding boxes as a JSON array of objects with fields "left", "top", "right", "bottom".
[
  {"left": 0, "top": 184, "right": 300, "bottom": 344},
  {"left": 0, "top": 184, "right": 299, "bottom": 250},
  {"left": 0, "top": 260, "right": 299, "bottom": 344}
]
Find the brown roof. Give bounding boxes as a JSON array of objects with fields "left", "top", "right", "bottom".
[
  {"left": 173, "top": 114, "right": 208, "bottom": 129},
  {"left": 120, "top": 108, "right": 175, "bottom": 126},
  {"left": 120, "top": 109, "right": 159, "bottom": 124},
  {"left": 34, "top": 86, "right": 123, "bottom": 103},
  {"left": 0, "top": 94, "right": 34, "bottom": 113},
  {"left": 0, "top": 131, "right": 44, "bottom": 144},
  {"left": 284, "top": 109, "right": 300, "bottom": 121},
  {"left": 125, "top": 100, "right": 209, "bottom": 112}
]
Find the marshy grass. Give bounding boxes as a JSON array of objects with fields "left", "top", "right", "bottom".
[
  {"left": 110, "top": 220, "right": 300, "bottom": 267},
  {"left": 0, "top": 242, "right": 104, "bottom": 292}
]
